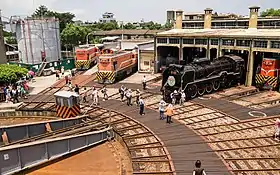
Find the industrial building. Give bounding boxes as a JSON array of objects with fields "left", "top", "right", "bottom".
[
  {"left": 167, "top": 8, "right": 280, "bottom": 29},
  {"left": 14, "top": 17, "right": 61, "bottom": 64},
  {"left": 137, "top": 41, "right": 154, "bottom": 72},
  {"left": 155, "top": 6, "right": 280, "bottom": 87}
]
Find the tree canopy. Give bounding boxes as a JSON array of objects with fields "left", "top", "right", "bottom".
[
  {"left": 260, "top": 8, "right": 280, "bottom": 17},
  {"left": 0, "top": 64, "right": 28, "bottom": 84},
  {"left": 32, "top": 5, "right": 75, "bottom": 32}
]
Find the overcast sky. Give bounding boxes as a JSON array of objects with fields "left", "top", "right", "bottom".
[{"left": 1, "top": 0, "right": 280, "bottom": 24}]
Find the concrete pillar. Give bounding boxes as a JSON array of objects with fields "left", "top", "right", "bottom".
[
  {"left": 154, "top": 37, "right": 157, "bottom": 73},
  {"left": 206, "top": 38, "right": 210, "bottom": 59},
  {"left": 0, "top": 10, "right": 7, "bottom": 64},
  {"left": 175, "top": 10, "right": 183, "bottom": 29},
  {"left": 249, "top": 6, "right": 260, "bottom": 29},
  {"left": 245, "top": 50, "right": 254, "bottom": 86},
  {"left": 179, "top": 37, "right": 183, "bottom": 61},
  {"left": 218, "top": 38, "right": 222, "bottom": 57},
  {"left": 204, "top": 8, "right": 213, "bottom": 29}
]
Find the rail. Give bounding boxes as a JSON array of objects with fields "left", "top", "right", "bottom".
[{"left": 0, "top": 127, "right": 113, "bottom": 175}]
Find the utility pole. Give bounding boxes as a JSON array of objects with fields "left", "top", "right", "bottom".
[{"left": 0, "top": 9, "right": 7, "bottom": 64}]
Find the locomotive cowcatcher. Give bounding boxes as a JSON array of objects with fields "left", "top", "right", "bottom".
[{"left": 161, "top": 55, "right": 245, "bottom": 102}]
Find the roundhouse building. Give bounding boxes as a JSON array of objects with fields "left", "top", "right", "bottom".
[{"left": 155, "top": 6, "right": 280, "bottom": 87}]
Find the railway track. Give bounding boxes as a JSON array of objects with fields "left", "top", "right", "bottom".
[
  {"left": 107, "top": 89, "right": 280, "bottom": 174},
  {"left": 81, "top": 104, "right": 175, "bottom": 174}
]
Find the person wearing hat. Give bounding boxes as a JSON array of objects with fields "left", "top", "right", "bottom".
[
  {"left": 179, "top": 89, "right": 186, "bottom": 106},
  {"left": 135, "top": 89, "right": 141, "bottom": 106},
  {"left": 159, "top": 99, "right": 166, "bottom": 120},
  {"left": 126, "top": 89, "right": 132, "bottom": 106},
  {"left": 171, "top": 90, "right": 178, "bottom": 105},
  {"left": 192, "top": 160, "right": 207, "bottom": 175},
  {"left": 165, "top": 104, "right": 174, "bottom": 124},
  {"left": 275, "top": 119, "right": 280, "bottom": 141}
]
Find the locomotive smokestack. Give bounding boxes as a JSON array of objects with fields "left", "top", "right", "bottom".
[
  {"left": 175, "top": 10, "right": 183, "bottom": 29},
  {"left": 204, "top": 8, "right": 213, "bottom": 29},
  {"left": 249, "top": 6, "right": 260, "bottom": 29}
]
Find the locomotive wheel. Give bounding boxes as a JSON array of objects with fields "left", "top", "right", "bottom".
[
  {"left": 187, "top": 85, "right": 198, "bottom": 98},
  {"left": 213, "top": 81, "right": 221, "bottom": 91},
  {"left": 197, "top": 85, "right": 205, "bottom": 96},
  {"left": 206, "top": 83, "right": 213, "bottom": 93}
]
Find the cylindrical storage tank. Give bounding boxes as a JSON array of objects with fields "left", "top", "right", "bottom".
[{"left": 15, "top": 17, "right": 61, "bottom": 64}]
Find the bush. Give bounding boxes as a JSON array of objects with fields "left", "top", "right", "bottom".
[{"left": 0, "top": 64, "right": 28, "bottom": 84}]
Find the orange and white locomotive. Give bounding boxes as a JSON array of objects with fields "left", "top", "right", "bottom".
[
  {"left": 255, "top": 58, "right": 280, "bottom": 89},
  {"left": 97, "top": 48, "right": 138, "bottom": 84}
]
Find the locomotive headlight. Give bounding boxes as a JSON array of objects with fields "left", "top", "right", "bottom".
[{"left": 167, "top": 76, "right": 176, "bottom": 87}]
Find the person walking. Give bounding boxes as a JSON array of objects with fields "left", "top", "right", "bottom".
[
  {"left": 135, "top": 89, "right": 141, "bottom": 106},
  {"left": 74, "top": 84, "right": 80, "bottom": 95},
  {"left": 192, "top": 160, "right": 207, "bottom": 175},
  {"left": 61, "top": 66, "right": 65, "bottom": 76},
  {"left": 92, "top": 87, "right": 99, "bottom": 105},
  {"left": 179, "top": 89, "right": 186, "bottom": 106},
  {"left": 170, "top": 90, "right": 177, "bottom": 105},
  {"left": 55, "top": 71, "right": 60, "bottom": 80},
  {"left": 101, "top": 86, "right": 108, "bottom": 101},
  {"left": 126, "top": 89, "right": 132, "bottom": 106},
  {"left": 82, "top": 87, "right": 87, "bottom": 103},
  {"left": 65, "top": 75, "right": 69, "bottom": 85},
  {"left": 275, "top": 119, "right": 280, "bottom": 141},
  {"left": 139, "top": 97, "right": 145, "bottom": 115},
  {"left": 12, "top": 87, "right": 19, "bottom": 103},
  {"left": 165, "top": 104, "right": 174, "bottom": 124},
  {"left": 119, "top": 85, "right": 125, "bottom": 102},
  {"left": 142, "top": 75, "right": 147, "bottom": 90},
  {"left": 159, "top": 99, "right": 166, "bottom": 120}
]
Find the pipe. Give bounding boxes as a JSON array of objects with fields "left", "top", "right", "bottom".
[
  {"left": 22, "top": 20, "right": 29, "bottom": 63},
  {"left": 27, "top": 19, "right": 34, "bottom": 64}
]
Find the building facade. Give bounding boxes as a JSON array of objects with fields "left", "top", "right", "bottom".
[
  {"left": 157, "top": 6, "right": 280, "bottom": 87},
  {"left": 99, "top": 12, "right": 116, "bottom": 23},
  {"left": 137, "top": 41, "right": 154, "bottom": 73},
  {"left": 167, "top": 8, "right": 280, "bottom": 29},
  {"left": 0, "top": 15, "right": 7, "bottom": 64}
]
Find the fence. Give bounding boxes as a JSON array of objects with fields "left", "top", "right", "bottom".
[
  {"left": 0, "top": 116, "right": 88, "bottom": 145},
  {"left": 0, "top": 127, "right": 113, "bottom": 175},
  {"left": 8, "top": 58, "right": 75, "bottom": 73}
]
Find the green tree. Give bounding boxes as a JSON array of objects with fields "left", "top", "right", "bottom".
[
  {"left": 261, "top": 8, "right": 280, "bottom": 17},
  {"left": 124, "top": 22, "right": 137, "bottom": 29},
  {"left": 163, "top": 22, "right": 173, "bottom": 30},
  {"left": 5, "top": 37, "right": 17, "bottom": 44},
  {"left": 61, "top": 24, "right": 88, "bottom": 47},
  {"left": 32, "top": 5, "right": 75, "bottom": 32},
  {"left": 0, "top": 64, "right": 28, "bottom": 84}
]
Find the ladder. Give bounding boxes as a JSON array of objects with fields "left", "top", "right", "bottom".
[{"left": 36, "top": 62, "right": 47, "bottom": 77}]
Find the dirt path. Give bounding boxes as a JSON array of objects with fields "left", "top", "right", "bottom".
[{"left": 28, "top": 141, "right": 131, "bottom": 175}]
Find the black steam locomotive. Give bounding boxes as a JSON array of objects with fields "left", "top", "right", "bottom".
[{"left": 161, "top": 55, "right": 245, "bottom": 102}]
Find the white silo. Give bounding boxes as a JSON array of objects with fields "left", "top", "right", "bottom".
[{"left": 15, "top": 17, "right": 61, "bottom": 64}]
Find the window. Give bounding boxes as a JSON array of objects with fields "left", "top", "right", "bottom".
[
  {"left": 211, "top": 39, "right": 218, "bottom": 45},
  {"left": 195, "top": 39, "right": 207, "bottom": 45},
  {"left": 157, "top": 38, "right": 167, "bottom": 44},
  {"left": 144, "top": 61, "right": 150, "bottom": 66},
  {"left": 271, "top": 41, "right": 280, "bottom": 49},
  {"left": 254, "top": 40, "right": 267, "bottom": 48},
  {"left": 222, "top": 39, "right": 235, "bottom": 46},
  {"left": 183, "top": 39, "right": 194, "bottom": 44},
  {"left": 236, "top": 40, "right": 251, "bottom": 47},
  {"left": 169, "top": 38, "right": 180, "bottom": 44}
]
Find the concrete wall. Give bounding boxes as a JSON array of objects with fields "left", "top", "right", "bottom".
[
  {"left": 138, "top": 42, "right": 154, "bottom": 73},
  {"left": 0, "top": 24, "right": 7, "bottom": 64}
]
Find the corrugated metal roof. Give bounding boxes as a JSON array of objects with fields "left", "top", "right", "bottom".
[{"left": 157, "top": 28, "right": 280, "bottom": 39}]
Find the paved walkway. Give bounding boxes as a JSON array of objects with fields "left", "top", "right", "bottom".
[
  {"left": 99, "top": 99, "right": 230, "bottom": 175},
  {"left": 119, "top": 72, "right": 161, "bottom": 84}
]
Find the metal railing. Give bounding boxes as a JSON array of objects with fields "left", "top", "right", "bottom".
[
  {"left": 0, "top": 127, "right": 113, "bottom": 175},
  {"left": 0, "top": 116, "right": 88, "bottom": 145}
]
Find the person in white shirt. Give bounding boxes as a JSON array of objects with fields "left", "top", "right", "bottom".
[
  {"left": 135, "top": 89, "right": 141, "bottom": 106},
  {"left": 275, "top": 119, "right": 280, "bottom": 140},
  {"left": 92, "top": 87, "right": 99, "bottom": 105},
  {"left": 142, "top": 76, "right": 147, "bottom": 90},
  {"left": 179, "top": 89, "right": 186, "bottom": 106},
  {"left": 159, "top": 99, "right": 166, "bottom": 120},
  {"left": 139, "top": 97, "right": 145, "bottom": 115},
  {"left": 126, "top": 89, "right": 132, "bottom": 106}
]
